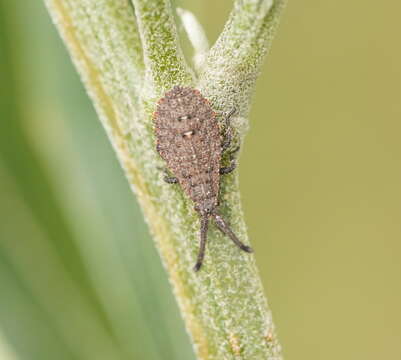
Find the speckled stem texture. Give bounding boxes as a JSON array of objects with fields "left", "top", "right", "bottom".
[{"left": 44, "top": 0, "right": 286, "bottom": 359}]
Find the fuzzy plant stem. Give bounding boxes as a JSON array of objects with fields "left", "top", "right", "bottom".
[{"left": 44, "top": 0, "right": 286, "bottom": 359}]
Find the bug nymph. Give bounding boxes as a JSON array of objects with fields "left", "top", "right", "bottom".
[{"left": 154, "top": 86, "right": 253, "bottom": 271}]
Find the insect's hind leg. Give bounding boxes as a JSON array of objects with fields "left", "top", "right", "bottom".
[{"left": 213, "top": 212, "right": 253, "bottom": 253}]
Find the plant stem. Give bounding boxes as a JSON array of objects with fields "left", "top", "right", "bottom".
[{"left": 44, "top": 0, "right": 286, "bottom": 358}]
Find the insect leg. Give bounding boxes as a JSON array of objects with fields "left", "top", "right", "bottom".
[
  {"left": 220, "top": 146, "right": 240, "bottom": 175},
  {"left": 221, "top": 128, "right": 232, "bottom": 152},
  {"left": 164, "top": 176, "right": 178, "bottom": 184},
  {"left": 221, "top": 108, "right": 237, "bottom": 152},
  {"left": 220, "top": 162, "right": 236, "bottom": 175},
  {"left": 225, "top": 108, "right": 237, "bottom": 125},
  {"left": 158, "top": 167, "right": 179, "bottom": 184},
  {"left": 194, "top": 216, "right": 209, "bottom": 272},
  {"left": 213, "top": 213, "right": 253, "bottom": 253}
]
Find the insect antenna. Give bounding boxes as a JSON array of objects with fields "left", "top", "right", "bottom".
[
  {"left": 213, "top": 213, "right": 253, "bottom": 253},
  {"left": 194, "top": 215, "right": 209, "bottom": 272}
]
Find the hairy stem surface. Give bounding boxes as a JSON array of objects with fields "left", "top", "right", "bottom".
[{"left": 44, "top": 0, "right": 286, "bottom": 358}]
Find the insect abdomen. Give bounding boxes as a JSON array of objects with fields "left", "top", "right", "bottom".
[{"left": 154, "top": 86, "right": 222, "bottom": 208}]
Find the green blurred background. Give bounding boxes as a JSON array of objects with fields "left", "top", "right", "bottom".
[{"left": 1, "top": 0, "right": 400, "bottom": 359}]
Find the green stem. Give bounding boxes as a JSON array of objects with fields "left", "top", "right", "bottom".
[
  {"left": 132, "top": 0, "right": 194, "bottom": 93},
  {"left": 44, "top": 0, "right": 286, "bottom": 359}
]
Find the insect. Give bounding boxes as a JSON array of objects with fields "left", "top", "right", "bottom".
[{"left": 154, "top": 86, "right": 253, "bottom": 271}]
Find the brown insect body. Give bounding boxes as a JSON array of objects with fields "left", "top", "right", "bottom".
[{"left": 154, "top": 86, "right": 252, "bottom": 271}]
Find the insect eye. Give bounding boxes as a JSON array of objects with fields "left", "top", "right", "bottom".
[{"left": 177, "top": 114, "right": 192, "bottom": 121}]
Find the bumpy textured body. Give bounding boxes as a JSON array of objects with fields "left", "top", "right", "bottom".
[
  {"left": 155, "top": 86, "right": 221, "bottom": 213},
  {"left": 154, "top": 86, "right": 252, "bottom": 271}
]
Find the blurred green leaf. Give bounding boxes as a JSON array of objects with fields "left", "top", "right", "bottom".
[{"left": 0, "top": 1, "right": 193, "bottom": 359}]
